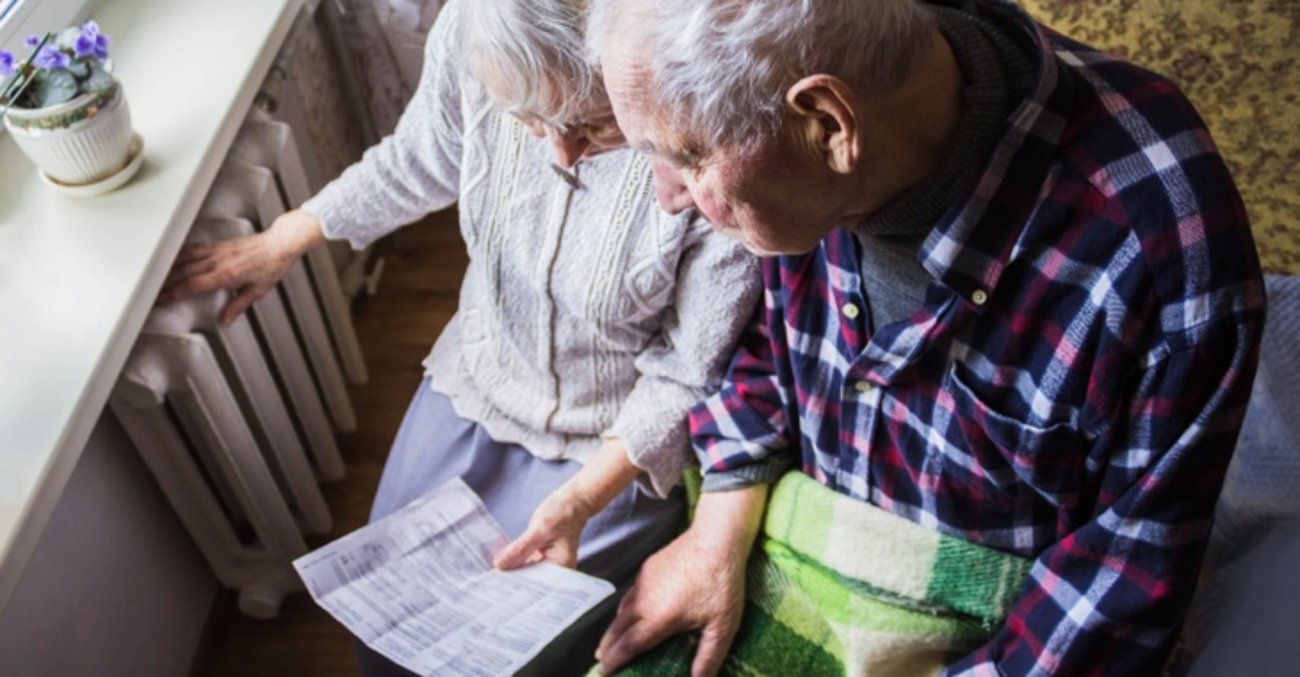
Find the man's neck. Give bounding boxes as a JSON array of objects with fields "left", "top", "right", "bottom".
[{"left": 843, "top": 28, "right": 964, "bottom": 223}]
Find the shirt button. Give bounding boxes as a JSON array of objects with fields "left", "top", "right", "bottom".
[
  {"left": 842, "top": 303, "right": 861, "bottom": 320},
  {"left": 971, "top": 289, "right": 988, "bottom": 306},
  {"left": 854, "top": 381, "right": 871, "bottom": 393}
]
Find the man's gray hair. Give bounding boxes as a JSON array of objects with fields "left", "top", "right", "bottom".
[
  {"left": 460, "top": 0, "right": 600, "bottom": 125},
  {"left": 587, "top": 0, "right": 936, "bottom": 152}
]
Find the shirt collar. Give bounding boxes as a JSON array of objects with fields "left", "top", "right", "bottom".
[{"left": 917, "top": 0, "right": 1077, "bottom": 312}]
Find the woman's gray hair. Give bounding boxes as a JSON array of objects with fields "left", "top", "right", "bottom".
[
  {"left": 587, "top": 0, "right": 936, "bottom": 153},
  {"left": 460, "top": 0, "right": 601, "bottom": 126}
]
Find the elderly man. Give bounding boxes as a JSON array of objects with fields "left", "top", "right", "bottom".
[{"left": 586, "top": 0, "right": 1265, "bottom": 675}]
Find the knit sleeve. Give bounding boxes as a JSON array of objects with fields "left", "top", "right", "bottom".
[
  {"left": 606, "top": 220, "right": 762, "bottom": 498},
  {"left": 299, "top": 0, "right": 465, "bottom": 249}
]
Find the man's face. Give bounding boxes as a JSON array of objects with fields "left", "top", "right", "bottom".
[
  {"left": 602, "top": 49, "right": 845, "bottom": 256},
  {"left": 642, "top": 136, "right": 845, "bottom": 256}
]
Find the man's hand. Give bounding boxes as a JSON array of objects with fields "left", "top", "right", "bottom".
[
  {"left": 158, "top": 209, "right": 324, "bottom": 325},
  {"left": 595, "top": 484, "right": 768, "bottom": 677}
]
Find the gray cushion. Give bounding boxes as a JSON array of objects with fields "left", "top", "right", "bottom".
[{"left": 1178, "top": 274, "right": 1300, "bottom": 666}]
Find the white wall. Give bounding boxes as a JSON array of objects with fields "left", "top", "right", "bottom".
[{"left": 0, "top": 410, "right": 216, "bottom": 676}]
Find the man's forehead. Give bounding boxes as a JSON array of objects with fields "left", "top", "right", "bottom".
[
  {"left": 597, "top": 27, "right": 710, "bottom": 167},
  {"left": 602, "top": 68, "right": 653, "bottom": 138},
  {"left": 601, "top": 46, "right": 650, "bottom": 107},
  {"left": 600, "top": 59, "right": 684, "bottom": 160}
]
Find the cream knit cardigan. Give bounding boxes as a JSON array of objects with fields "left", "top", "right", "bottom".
[{"left": 302, "top": 0, "right": 760, "bottom": 497}]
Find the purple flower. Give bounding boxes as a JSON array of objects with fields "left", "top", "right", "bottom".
[
  {"left": 33, "top": 46, "right": 69, "bottom": 70},
  {"left": 93, "top": 33, "right": 109, "bottom": 60},
  {"left": 73, "top": 21, "right": 109, "bottom": 60},
  {"left": 74, "top": 34, "right": 96, "bottom": 59},
  {"left": 24, "top": 34, "right": 41, "bottom": 48},
  {"left": 0, "top": 50, "right": 14, "bottom": 79}
]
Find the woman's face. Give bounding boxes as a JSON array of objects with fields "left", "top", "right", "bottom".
[
  {"left": 515, "top": 106, "right": 627, "bottom": 167},
  {"left": 477, "top": 64, "right": 629, "bottom": 167}
]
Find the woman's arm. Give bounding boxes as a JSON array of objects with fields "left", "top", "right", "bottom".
[
  {"left": 297, "top": 0, "right": 466, "bottom": 249},
  {"left": 605, "top": 219, "right": 763, "bottom": 498},
  {"left": 159, "top": 1, "right": 469, "bottom": 319}
]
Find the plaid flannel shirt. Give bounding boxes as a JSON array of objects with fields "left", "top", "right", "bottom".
[{"left": 689, "top": 1, "right": 1266, "bottom": 674}]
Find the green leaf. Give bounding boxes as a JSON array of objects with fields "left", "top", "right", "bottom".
[
  {"left": 65, "top": 59, "right": 90, "bottom": 79},
  {"left": 83, "top": 60, "right": 114, "bottom": 94},
  {"left": 33, "top": 69, "right": 78, "bottom": 108}
]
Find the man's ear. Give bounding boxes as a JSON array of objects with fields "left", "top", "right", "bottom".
[{"left": 785, "top": 75, "right": 859, "bottom": 174}]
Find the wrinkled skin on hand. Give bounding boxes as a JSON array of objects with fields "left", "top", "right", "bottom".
[
  {"left": 157, "top": 210, "right": 321, "bottom": 325},
  {"left": 594, "top": 484, "right": 767, "bottom": 676},
  {"left": 595, "top": 523, "right": 748, "bottom": 676},
  {"left": 494, "top": 437, "right": 642, "bottom": 571},
  {"left": 493, "top": 485, "right": 594, "bottom": 570}
]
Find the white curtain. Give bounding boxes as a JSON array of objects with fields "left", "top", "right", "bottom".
[
  {"left": 337, "top": 0, "right": 445, "bottom": 137},
  {"left": 375, "top": 0, "right": 445, "bottom": 95}
]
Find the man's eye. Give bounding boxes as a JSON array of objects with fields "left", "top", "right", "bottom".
[
  {"left": 680, "top": 156, "right": 706, "bottom": 173},
  {"left": 662, "top": 156, "right": 690, "bottom": 170},
  {"left": 676, "top": 144, "right": 708, "bottom": 171}
]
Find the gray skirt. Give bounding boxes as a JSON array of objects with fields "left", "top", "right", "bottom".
[{"left": 359, "top": 377, "right": 685, "bottom": 676}]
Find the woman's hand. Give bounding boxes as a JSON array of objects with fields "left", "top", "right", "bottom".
[
  {"left": 158, "top": 210, "right": 324, "bottom": 325},
  {"left": 494, "top": 484, "right": 596, "bottom": 569},
  {"left": 494, "top": 437, "right": 643, "bottom": 570}
]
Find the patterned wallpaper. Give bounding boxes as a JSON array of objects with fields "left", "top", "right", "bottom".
[{"left": 1019, "top": 0, "right": 1300, "bottom": 274}]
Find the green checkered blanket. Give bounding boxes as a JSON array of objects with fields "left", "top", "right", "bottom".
[{"left": 605, "top": 471, "right": 1033, "bottom": 676}]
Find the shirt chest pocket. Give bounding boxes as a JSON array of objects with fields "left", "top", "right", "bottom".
[{"left": 943, "top": 364, "right": 1088, "bottom": 509}]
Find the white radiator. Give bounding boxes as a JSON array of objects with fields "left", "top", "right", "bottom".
[
  {"left": 192, "top": 215, "right": 347, "bottom": 484},
  {"left": 110, "top": 290, "right": 324, "bottom": 620},
  {"left": 228, "top": 109, "right": 370, "bottom": 387},
  {"left": 109, "top": 5, "right": 375, "bottom": 620},
  {"left": 199, "top": 161, "right": 358, "bottom": 434},
  {"left": 110, "top": 107, "right": 369, "bottom": 617}
]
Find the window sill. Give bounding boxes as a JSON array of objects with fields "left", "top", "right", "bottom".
[{"left": 0, "top": 0, "right": 304, "bottom": 614}]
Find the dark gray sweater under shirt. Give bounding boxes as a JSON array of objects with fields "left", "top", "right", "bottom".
[{"left": 852, "top": 4, "right": 1037, "bottom": 333}]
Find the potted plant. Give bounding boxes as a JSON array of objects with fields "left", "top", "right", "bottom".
[{"left": 1, "top": 21, "right": 140, "bottom": 191}]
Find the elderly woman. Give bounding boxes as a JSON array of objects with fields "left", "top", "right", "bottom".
[{"left": 162, "top": 0, "right": 759, "bottom": 672}]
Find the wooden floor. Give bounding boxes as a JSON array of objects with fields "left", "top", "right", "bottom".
[{"left": 196, "top": 208, "right": 467, "bottom": 677}]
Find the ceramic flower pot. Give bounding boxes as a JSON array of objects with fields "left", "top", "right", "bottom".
[{"left": 3, "top": 79, "right": 134, "bottom": 185}]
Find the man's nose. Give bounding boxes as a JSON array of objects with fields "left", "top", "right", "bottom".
[
  {"left": 550, "top": 131, "right": 592, "bottom": 168},
  {"left": 650, "top": 158, "right": 695, "bottom": 214}
]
